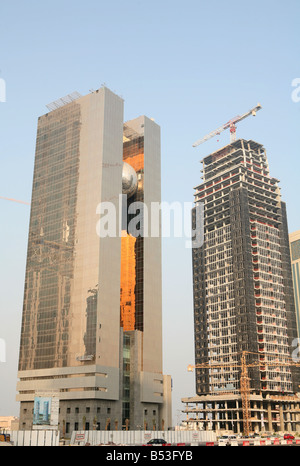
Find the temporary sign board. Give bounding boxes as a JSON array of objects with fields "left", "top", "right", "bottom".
[{"left": 33, "top": 391, "right": 59, "bottom": 428}]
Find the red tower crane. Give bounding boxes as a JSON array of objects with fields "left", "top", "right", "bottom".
[{"left": 192, "top": 103, "right": 262, "bottom": 147}]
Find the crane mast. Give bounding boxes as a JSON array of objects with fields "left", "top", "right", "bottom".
[{"left": 192, "top": 103, "right": 262, "bottom": 147}]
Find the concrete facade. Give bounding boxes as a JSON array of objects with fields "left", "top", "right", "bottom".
[
  {"left": 191, "top": 139, "right": 299, "bottom": 396},
  {"left": 187, "top": 139, "right": 300, "bottom": 434}
]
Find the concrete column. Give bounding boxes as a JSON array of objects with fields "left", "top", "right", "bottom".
[
  {"left": 286, "top": 403, "right": 292, "bottom": 432},
  {"left": 279, "top": 404, "right": 284, "bottom": 432},
  {"left": 236, "top": 400, "right": 241, "bottom": 434},
  {"left": 267, "top": 404, "right": 272, "bottom": 432},
  {"left": 204, "top": 402, "right": 208, "bottom": 431}
]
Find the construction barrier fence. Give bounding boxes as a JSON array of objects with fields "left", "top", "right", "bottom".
[{"left": 70, "top": 429, "right": 216, "bottom": 446}]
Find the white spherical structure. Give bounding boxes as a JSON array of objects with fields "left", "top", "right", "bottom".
[{"left": 122, "top": 162, "right": 138, "bottom": 197}]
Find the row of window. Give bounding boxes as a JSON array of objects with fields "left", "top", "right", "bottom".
[{"left": 23, "top": 405, "right": 111, "bottom": 416}]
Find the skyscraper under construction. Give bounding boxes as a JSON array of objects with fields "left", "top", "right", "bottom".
[{"left": 183, "top": 138, "right": 300, "bottom": 434}]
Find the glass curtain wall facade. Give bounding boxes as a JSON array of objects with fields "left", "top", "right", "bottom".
[
  {"left": 192, "top": 139, "right": 299, "bottom": 397},
  {"left": 121, "top": 123, "right": 145, "bottom": 332},
  {"left": 19, "top": 101, "right": 82, "bottom": 370},
  {"left": 120, "top": 124, "right": 144, "bottom": 428}
]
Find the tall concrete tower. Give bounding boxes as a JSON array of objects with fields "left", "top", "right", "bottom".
[
  {"left": 17, "top": 88, "right": 171, "bottom": 434},
  {"left": 192, "top": 139, "right": 298, "bottom": 394},
  {"left": 183, "top": 139, "right": 300, "bottom": 434}
]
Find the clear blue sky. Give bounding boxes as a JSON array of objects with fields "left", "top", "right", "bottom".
[{"left": 0, "top": 0, "right": 299, "bottom": 422}]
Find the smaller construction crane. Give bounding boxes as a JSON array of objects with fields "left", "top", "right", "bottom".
[
  {"left": 187, "top": 351, "right": 254, "bottom": 436},
  {"left": 192, "top": 103, "right": 262, "bottom": 147},
  {"left": 188, "top": 351, "right": 300, "bottom": 437}
]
